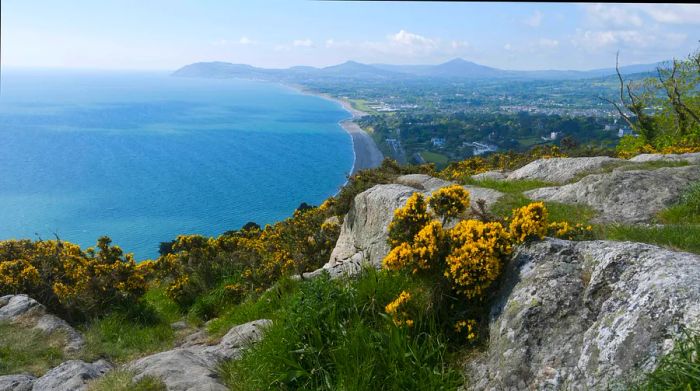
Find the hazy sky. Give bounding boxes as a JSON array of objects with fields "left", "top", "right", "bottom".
[{"left": 2, "top": 1, "right": 700, "bottom": 71}]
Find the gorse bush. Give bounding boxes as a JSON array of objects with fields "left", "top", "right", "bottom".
[
  {"left": 156, "top": 203, "right": 340, "bottom": 312},
  {"left": 428, "top": 184, "right": 471, "bottom": 224},
  {"left": 383, "top": 185, "right": 559, "bottom": 343},
  {"left": 0, "top": 237, "right": 148, "bottom": 320},
  {"left": 387, "top": 193, "right": 433, "bottom": 248}
]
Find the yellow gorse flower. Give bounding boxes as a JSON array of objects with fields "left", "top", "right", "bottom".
[
  {"left": 387, "top": 192, "right": 432, "bottom": 248},
  {"left": 445, "top": 220, "right": 511, "bottom": 298},
  {"left": 428, "top": 185, "right": 470, "bottom": 221},
  {"left": 454, "top": 319, "right": 477, "bottom": 342},
  {"left": 509, "top": 202, "right": 548, "bottom": 243},
  {"left": 385, "top": 290, "right": 413, "bottom": 327}
]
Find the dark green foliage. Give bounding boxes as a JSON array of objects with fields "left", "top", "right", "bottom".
[
  {"left": 241, "top": 221, "right": 261, "bottom": 231},
  {"left": 296, "top": 202, "right": 314, "bottom": 212},
  {"left": 158, "top": 240, "right": 176, "bottom": 256}
]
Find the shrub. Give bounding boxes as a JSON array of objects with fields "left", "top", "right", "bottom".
[
  {"left": 0, "top": 237, "right": 147, "bottom": 321},
  {"left": 380, "top": 185, "right": 570, "bottom": 349},
  {"left": 509, "top": 202, "right": 548, "bottom": 243},
  {"left": 445, "top": 220, "right": 512, "bottom": 298},
  {"left": 387, "top": 193, "right": 432, "bottom": 248},
  {"left": 428, "top": 185, "right": 471, "bottom": 224},
  {"left": 156, "top": 203, "right": 340, "bottom": 315}
]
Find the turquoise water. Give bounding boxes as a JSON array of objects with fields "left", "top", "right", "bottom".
[{"left": 0, "top": 70, "right": 354, "bottom": 260}]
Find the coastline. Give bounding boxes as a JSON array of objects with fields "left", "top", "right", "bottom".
[{"left": 287, "top": 84, "right": 384, "bottom": 175}]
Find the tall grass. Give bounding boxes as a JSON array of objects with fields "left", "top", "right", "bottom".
[{"left": 219, "top": 269, "right": 464, "bottom": 390}]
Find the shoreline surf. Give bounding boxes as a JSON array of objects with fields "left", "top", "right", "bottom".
[{"left": 285, "top": 84, "right": 384, "bottom": 175}]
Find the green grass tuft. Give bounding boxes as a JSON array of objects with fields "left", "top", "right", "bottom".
[
  {"left": 87, "top": 370, "right": 167, "bottom": 391},
  {"left": 0, "top": 322, "right": 67, "bottom": 376},
  {"left": 658, "top": 181, "right": 700, "bottom": 224},
  {"left": 206, "top": 277, "right": 301, "bottom": 337},
  {"left": 603, "top": 225, "right": 700, "bottom": 254},
  {"left": 466, "top": 178, "right": 555, "bottom": 194}
]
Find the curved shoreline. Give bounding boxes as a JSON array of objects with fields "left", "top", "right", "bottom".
[{"left": 287, "top": 85, "right": 384, "bottom": 175}]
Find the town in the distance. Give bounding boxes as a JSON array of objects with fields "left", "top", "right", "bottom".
[{"left": 175, "top": 57, "right": 651, "bottom": 168}]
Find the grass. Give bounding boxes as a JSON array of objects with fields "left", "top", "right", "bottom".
[
  {"left": 568, "top": 160, "right": 689, "bottom": 184},
  {"left": 488, "top": 191, "right": 598, "bottom": 227},
  {"left": 658, "top": 181, "right": 700, "bottom": 225},
  {"left": 420, "top": 151, "right": 450, "bottom": 167},
  {"left": 206, "top": 277, "right": 301, "bottom": 337},
  {"left": 81, "top": 286, "right": 182, "bottom": 363},
  {"left": 347, "top": 98, "right": 378, "bottom": 115},
  {"left": 465, "top": 178, "right": 554, "bottom": 194},
  {"left": 630, "top": 331, "right": 700, "bottom": 390},
  {"left": 219, "top": 269, "right": 464, "bottom": 391},
  {"left": 0, "top": 322, "right": 67, "bottom": 376},
  {"left": 603, "top": 225, "right": 700, "bottom": 254},
  {"left": 87, "top": 370, "right": 167, "bottom": 391}
]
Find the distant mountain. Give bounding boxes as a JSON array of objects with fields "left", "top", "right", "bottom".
[
  {"left": 373, "top": 58, "right": 502, "bottom": 78},
  {"left": 173, "top": 58, "right": 664, "bottom": 81},
  {"left": 320, "top": 61, "right": 400, "bottom": 79}
]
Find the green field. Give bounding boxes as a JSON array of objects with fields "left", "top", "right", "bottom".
[{"left": 420, "top": 151, "right": 449, "bottom": 167}]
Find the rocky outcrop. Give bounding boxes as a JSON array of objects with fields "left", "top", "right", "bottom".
[
  {"left": 525, "top": 165, "right": 700, "bottom": 224},
  {"left": 629, "top": 152, "right": 700, "bottom": 165},
  {"left": 467, "top": 239, "right": 700, "bottom": 390},
  {"left": 306, "top": 175, "right": 503, "bottom": 278},
  {"left": 0, "top": 374, "right": 36, "bottom": 391},
  {"left": 472, "top": 170, "right": 510, "bottom": 181},
  {"left": 394, "top": 174, "right": 453, "bottom": 191},
  {"left": 0, "top": 295, "right": 84, "bottom": 353},
  {"left": 127, "top": 319, "right": 271, "bottom": 391},
  {"left": 506, "top": 157, "right": 622, "bottom": 183},
  {"left": 32, "top": 360, "right": 112, "bottom": 391}
]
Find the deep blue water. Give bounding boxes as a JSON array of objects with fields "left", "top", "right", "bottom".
[{"left": 0, "top": 70, "right": 354, "bottom": 260}]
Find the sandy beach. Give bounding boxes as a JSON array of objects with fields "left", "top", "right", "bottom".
[{"left": 290, "top": 85, "right": 385, "bottom": 174}]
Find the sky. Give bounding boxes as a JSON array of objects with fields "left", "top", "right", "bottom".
[{"left": 2, "top": 1, "right": 700, "bottom": 71}]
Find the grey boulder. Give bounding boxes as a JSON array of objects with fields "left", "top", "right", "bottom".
[
  {"left": 507, "top": 157, "right": 622, "bottom": 183},
  {"left": 0, "top": 295, "right": 84, "bottom": 353},
  {"left": 629, "top": 152, "right": 700, "bottom": 164},
  {"left": 467, "top": 239, "right": 700, "bottom": 390},
  {"left": 32, "top": 360, "right": 112, "bottom": 391},
  {"left": 127, "top": 319, "right": 271, "bottom": 391},
  {"left": 0, "top": 374, "right": 36, "bottom": 391},
  {"left": 525, "top": 166, "right": 700, "bottom": 224}
]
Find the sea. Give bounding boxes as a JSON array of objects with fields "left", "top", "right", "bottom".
[{"left": 0, "top": 69, "right": 354, "bottom": 260}]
